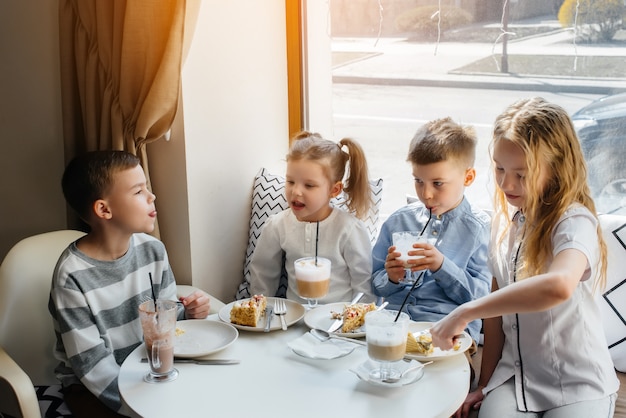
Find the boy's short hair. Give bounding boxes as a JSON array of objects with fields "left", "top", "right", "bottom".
[
  {"left": 62, "top": 150, "right": 140, "bottom": 220},
  {"left": 407, "top": 117, "right": 477, "bottom": 168}
]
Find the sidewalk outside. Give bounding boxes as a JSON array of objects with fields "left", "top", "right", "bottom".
[{"left": 331, "top": 17, "right": 626, "bottom": 95}]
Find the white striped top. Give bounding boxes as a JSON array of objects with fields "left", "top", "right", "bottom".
[{"left": 49, "top": 233, "right": 182, "bottom": 413}]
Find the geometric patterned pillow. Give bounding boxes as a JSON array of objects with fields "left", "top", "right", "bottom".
[
  {"left": 35, "top": 385, "right": 73, "bottom": 417},
  {"left": 235, "top": 169, "right": 290, "bottom": 300},
  {"left": 235, "top": 168, "right": 383, "bottom": 300},
  {"left": 597, "top": 213, "right": 626, "bottom": 372}
]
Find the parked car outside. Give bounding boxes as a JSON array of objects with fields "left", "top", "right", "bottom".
[{"left": 572, "top": 93, "right": 626, "bottom": 216}]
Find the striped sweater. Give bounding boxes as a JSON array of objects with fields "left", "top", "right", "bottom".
[{"left": 48, "top": 233, "right": 183, "bottom": 414}]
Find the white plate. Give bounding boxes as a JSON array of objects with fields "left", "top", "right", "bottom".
[
  {"left": 403, "top": 322, "right": 473, "bottom": 362},
  {"left": 218, "top": 297, "right": 305, "bottom": 332},
  {"left": 350, "top": 359, "right": 425, "bottom": 388},
  {"left": 174, "top": 320, "right": 238, "bottom": 358},
  {"left": 303, "top": 302, "right": 369, "bottom": 338}
]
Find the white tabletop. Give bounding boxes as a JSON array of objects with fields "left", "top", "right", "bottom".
[{"left": 119, "top": 314, "right": 470, "bottom": 418}]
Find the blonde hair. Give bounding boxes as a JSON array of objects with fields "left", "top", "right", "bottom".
[
  {"left": 491, "top": 97, "right": 607, "bottom": 291},
  {"left": 287, "top": 131, "right": 372, "bottom": 219}
]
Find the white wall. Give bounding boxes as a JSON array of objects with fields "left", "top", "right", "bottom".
[{"left": 150, "top": 0, "right": 291, "bottom": 303}]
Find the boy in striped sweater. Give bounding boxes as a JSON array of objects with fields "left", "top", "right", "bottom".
[{"left": 49, "top": 151, "right": 211, "bottom": 417}]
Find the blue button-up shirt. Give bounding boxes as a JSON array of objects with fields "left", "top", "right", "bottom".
[{"left": 371, "top": 198, "right": 491, "bottom": 342}]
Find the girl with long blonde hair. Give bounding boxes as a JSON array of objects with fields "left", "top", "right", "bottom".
[{"left": 431, "top": 98, "right": 618, "bottom": 418}]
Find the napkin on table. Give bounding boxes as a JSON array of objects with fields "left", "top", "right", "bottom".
[{"left": 287, "top": 332, "right": 357, "bottom": 359}]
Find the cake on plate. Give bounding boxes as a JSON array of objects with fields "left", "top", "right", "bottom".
[
  {"left": 340, "top": 302, "right": 376, "bottom": 333},
  {"left": 406, "top": 331, "right": 461, "bottom": 355},
  {"left": 230, "top": 294, "right": 267, "bottom": 327},
  {"left": 406, "top": 332, "right": 434, "bottom": 355}
]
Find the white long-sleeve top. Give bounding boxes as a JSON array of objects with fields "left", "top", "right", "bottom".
[{"left": 249, "top": 207, "right": 375, "bottom": 303}]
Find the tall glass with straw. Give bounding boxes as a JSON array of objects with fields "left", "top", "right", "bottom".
[
  {"left": 394, "top": 210, "right": 433, "bottom": 322},
  {"left": 138, "top": 273, "right": 178, "bottom": 382},
  {"left": 294, "top": 221, "right": 331, "bottom": 308}
]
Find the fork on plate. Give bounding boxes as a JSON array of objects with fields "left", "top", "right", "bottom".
[{"left": 274, "top": 298, "right": 288, "bottom": 331}]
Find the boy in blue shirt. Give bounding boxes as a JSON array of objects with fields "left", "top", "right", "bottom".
[{"left": 372, "top": 117, "right": 490, "bottom": 344}]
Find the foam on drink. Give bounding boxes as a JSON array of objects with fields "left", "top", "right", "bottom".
[{"left": 294, "top": 257, "right": 331, "bottom": 299}]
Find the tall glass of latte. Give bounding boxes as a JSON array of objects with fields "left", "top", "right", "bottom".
[
  {"left": 365, "top": 309, "right": 410, "bottom": 380},
  {"left": 294, "top": 256, "right": 331, "bottom": 308}
]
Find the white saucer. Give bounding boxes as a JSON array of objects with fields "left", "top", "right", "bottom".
[{"left": 350, "top": 359, "right": 424, "bottom": 388}]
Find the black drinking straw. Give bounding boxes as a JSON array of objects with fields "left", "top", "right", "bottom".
[
  {"left": 315, "top": 221, "right": 320, "bottom": 265},
  {"left": 148, "top": 272, "right": 158, "bottom": 311},
  {"left": 394, "top": 209, "right": 433, "bottom": 322}
]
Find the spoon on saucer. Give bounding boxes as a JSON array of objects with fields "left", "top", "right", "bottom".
[
  {"left": 381, "top": 361, "right": 433, "bottom": 383},
  {"left": 310, "top": 329, "right": 366, "bottom": 346}
]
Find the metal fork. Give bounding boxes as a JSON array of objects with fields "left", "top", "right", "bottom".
[{"left": 274, "top": 298, "right": 288, "bottom": 331}]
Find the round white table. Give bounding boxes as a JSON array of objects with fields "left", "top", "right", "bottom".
[{"left": 119, "top": 314, "right": 470, "bottom": 418}]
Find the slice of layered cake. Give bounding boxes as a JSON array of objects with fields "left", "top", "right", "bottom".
[
  {"left": 341, "top": 302, "right": 376, "bottom": 333},
  {"left": 406, "top": 332, "right": 434, "bottom": 355},
  {"left": 230, "top": 294, "right": 267, "bottom": 327}
]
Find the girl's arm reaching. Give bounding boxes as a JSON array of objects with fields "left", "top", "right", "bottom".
[{"left": 431, "top": 247, "right": 588, "bottom": 350}]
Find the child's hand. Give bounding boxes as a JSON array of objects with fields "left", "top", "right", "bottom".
[
  {"left": 406, "top": 241, "right": 444, "bottom": 273},
  {"left": 180, "top": 290, "right": 211, "bottom": 319},
  {"left": 384, "top": 246, "right": 408, "bottom": 283}
]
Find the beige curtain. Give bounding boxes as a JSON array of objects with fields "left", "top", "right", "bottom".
[{"left": 58, "top": 0, "right": 200, "bottom": 233}]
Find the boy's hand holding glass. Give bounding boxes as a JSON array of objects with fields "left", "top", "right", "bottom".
[
  {"left": 404, "top": 241, "right": 444, "bottom": 273},
  {"left": 393, "top": 231, "right": 428, "bottom": 270},
  {"left": 384, "top": 247, "right": 410, "bottom": 283},
  {"left": 389, "top": 232, "right": 442, "bottom": 285}
]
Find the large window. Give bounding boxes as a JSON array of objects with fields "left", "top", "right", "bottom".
[{"left": 316, "top": 0, "right": 626, "bottom": 217}]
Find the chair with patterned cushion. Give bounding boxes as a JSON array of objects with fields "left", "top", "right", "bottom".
[
  {"left": 236, "top": 168, "right": 383, "bottom": 300},
  {"left": 597, "top": 213, "right": 626, "bottom": 372}
]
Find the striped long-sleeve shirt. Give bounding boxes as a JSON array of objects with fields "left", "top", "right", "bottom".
[{"left": 49, "top": 233, "right": 184, "bottom": 414}]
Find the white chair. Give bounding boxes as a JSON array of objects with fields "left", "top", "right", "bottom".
[
  {"left": 0, "top": 229, "right": 84, "bottom": 418},
  {"left": 0, "top": 230, "right": 226, "bottom": 417},
  {"left": 0, "top": 345, "right": 42, "bottom": 418}
]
